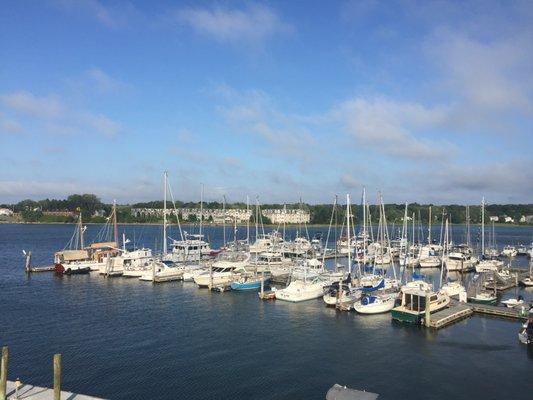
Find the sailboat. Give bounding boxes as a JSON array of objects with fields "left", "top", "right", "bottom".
[
  {"left": 353, "top": 293, "right": 397, "bottom": 314},
  {"left": 439, "top": 219, "right": 467, "bottom": 302},
  {"left": 54, "top": 207, "right": 119, "bottom": 275},
  {"left": 519, "top": 257, "right": 533, "bottom": 287}
]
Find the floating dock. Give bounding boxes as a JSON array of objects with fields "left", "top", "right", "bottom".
[
  {"left": 468, "top": 303, "right": 529, "bottom": 321},
  {"left": 429, "top": 304, "right": 473, "bottom": 329},
  {"left": 6, "top": 380, "right": 105, "bottom": 399},
  {"left": 326, "top": 384, "right": 379, "bottom": 400}
]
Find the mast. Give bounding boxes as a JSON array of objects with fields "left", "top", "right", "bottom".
[
  {"left": 466, "top": 205, "right": 471, "bottom": 247},
  {"left": 222, "top": 195, "right": 227, "bottom": 248},
  {"left": 246, "top": 195, "right": 250, "bottom": 244},
  {"left": 346, "top": 194, "right": 351, "bottom": 276},
  {"left": 199, "top": 184, "right": 204, "bottom": 239},
  {"left": 78, "top": 210, "right": 84, "bottom": 249},
  {"left": 163, "top": 171, "right": 168, "bottom": 255},
  {"left": 428, "top": 206, "right": 432, "bottom": 245},
  {"left": 113, "top": 199, "right": 118, "bottom": 246},
  {"left": 481, "top": 197, "right": 485, "bottom": 256}
]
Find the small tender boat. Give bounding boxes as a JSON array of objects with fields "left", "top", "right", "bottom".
[
  {"left": 54, "top": 263, "right": 90, "bottom": 275},
  {"left": 519, "top": 277, "right": 533, "bottom": 287},
  {"left": 516, "top": 245, "right": 528, "bottom": 256},
  {"left": 353, "top": 293, "right": 397, "bottom": 314},
  {"left": 230, "top": 275, "right": 270, "bottom": 290},
  {"left": 467, "top": 291, "right": 497, "bottom": 305},
  {"left": 501, "top": 296, "right": 524, "bottom": 308}
]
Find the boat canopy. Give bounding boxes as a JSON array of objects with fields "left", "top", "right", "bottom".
[{"left": 361, "top": 279, "right": 385, "bottom": 293}]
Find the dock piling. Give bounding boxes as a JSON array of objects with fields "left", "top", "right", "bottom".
[
  {"left": 1, "top": 346, "right": 7, "bottom": 400},
  {"left": 54, "top": 353, "right": 61, "bottom": 400},
  {"left": 424, "top": 291, "right": 431, "bottom": 328}
]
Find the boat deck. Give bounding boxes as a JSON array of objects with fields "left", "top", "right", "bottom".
[{"left": 6, "top": 380, "right": 105, "bottom": 399}]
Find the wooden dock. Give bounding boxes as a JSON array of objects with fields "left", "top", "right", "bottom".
[
  {"left": 468, "top": 303, "right": 529, "bottom": 321},
  {"left": 428, "top": 304, "right": 473, "bottom": 329},
  {"left": 6, "top": 380, "right": 105, "bottom": 399}
]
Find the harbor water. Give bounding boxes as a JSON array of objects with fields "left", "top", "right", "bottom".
[{"left": 0, "top": 223, "right": 532, "bottom": 399}]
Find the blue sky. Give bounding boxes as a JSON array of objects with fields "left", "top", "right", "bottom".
[{"left": 1, "top": 0, "right": 532, "bottom": 204}]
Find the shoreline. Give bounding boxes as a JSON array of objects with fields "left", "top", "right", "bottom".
[{"left": 1, "top": 221, "right": 532, "bottom": 228}]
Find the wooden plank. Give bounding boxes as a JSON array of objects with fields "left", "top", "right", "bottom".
[
  {"left": 6, "top": 381, "right": 105, "bottom": 399},
  {"left": 429, "top": 305, "right": 473, "bottom": 329}
]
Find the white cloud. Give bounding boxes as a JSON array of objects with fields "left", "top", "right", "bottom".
[
  {"left": 0, "top": 90, "right": 122, "bottom": 137},
  {"left": 1, "top": 91, "right": 64, "bottom": 119},
  {"left": 176, "top": 4, "right": 292, "bottom": 44},
  {"left": 331, "top": 96, "right": 453, "bottom": 159},
  {"left": 428, "top": 28, "right": 533, "bottom": 115},
  {"left": 54, "top": 0, "right": 138, "bottom": 29},
  {"left": 0, "top": 113, "right": 23, "bottom": 134},
  {"left": 86, "top": 68, "right": 127, "bottom": 94}
]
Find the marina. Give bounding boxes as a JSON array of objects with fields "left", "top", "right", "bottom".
[{"left": 1, "top": 220, "right": 532, "bottom": 400}]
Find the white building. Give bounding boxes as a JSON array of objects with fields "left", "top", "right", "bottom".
[
  {"left": 489, "top": 216, "right": 499, "bottom": 222},
  {"left": 504, "top": 216, "right": 514, "bottom": 223},
  {"left": 261, "top": 209, "right": 310, "bottom": 224},
  {"left": 131, "top": 208, "right": 252, "bottom": 223},
  {"left": 0, "top": 208, "right": 14, "bottom": 217}
]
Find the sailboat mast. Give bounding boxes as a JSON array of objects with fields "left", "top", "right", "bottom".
[
  {"left": 163, "top": 171, "right": 168, "bottom": 255},
  {"left": 199, "top": 184, "right": 204, "bottom": 238},
  {"left": 346, "top": 194, "right": 351, "bottom": 275},
  {"left": 113, "top": 199, "right": 118, "bottom": 246},
  {"left": 428, "top": 206, "right": 432, "bottom": 245},
  {"left": 481, "top": 197, "right": 485, "bottom": 256},
  {"left": 223, "top": 195, "right": 226, "bottom": 248},
  {"left": 246, "top": 195, "right": 250, "bottom": 244},
  {"left": 79, "top": 211, "right": 84, "bottom": 249}
]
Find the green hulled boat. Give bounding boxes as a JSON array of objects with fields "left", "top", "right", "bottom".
[
  {"left": 467, "top": 291, "right": 497, "bottom": 305},
  {"left": 391, "top": 287, "right": 450, "bottom": 324}
]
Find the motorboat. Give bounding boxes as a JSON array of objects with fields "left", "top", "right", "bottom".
[
  {"left": 164, "top": 234, "right": 214, "bottom": 263},
  {"left": 501, "top": 245, "right": 517, "bottom": 257},
  {"left": 501, "top": 296, "right": 525, "bottom": 308},
  {"left": 275, "top": 276, "right": 329, "bottom": 302},
  {"left": 105, "top": 248, "right": 154, "bottom": 277},
  {"left": 391, "top": 288, "right": 450, "bottom": 324},
  {"left": 516, "top": 245, "right": 528, "bottom": 256},
  {"left": 182, "top": 264, "right": 206, "bottom": 281},
  {"left": 418, "top": 245, "right": 441, "bottom": 268},
  {"left": 230, "top": 274, "right": 270, "bottom": 290},
  {"left": 467, "top": 291, "right": 497, "bottom": 305},
  {"left": 54, "top": 263, "right": 90, "bottom": 275},
  {"left": 441, "top": 281, "right": 467, "bottom": 302},
  {"left": 249, "top": 231, "right": 284, "bottom": 253},
  {"left": 139, "top": 260, "right": 184, "bottom": 282},
  {"left": 444, "top": 251, "right": 477, "bottom": 272},
  {"left": 476, "top": 259, "right": 503, "bottom": 273}
]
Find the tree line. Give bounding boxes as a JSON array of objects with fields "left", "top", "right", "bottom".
[{"left": 2, "top": 194, "right": 532, "bottom": 224}]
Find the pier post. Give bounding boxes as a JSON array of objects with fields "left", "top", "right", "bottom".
[
  {"left": 424, "top": 291, "right": 431, "bottom": 328},
  {"left": 0, "top": 346, "right": 7, "bottom": 400},
  {"left": 53, "top": 354, "right": 61, "bottom": 400}
]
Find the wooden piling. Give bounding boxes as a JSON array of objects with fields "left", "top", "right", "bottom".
[
  {"left": 54, "top": 353, "right": 61, "bottom": 400},
  {"left": 0, "top": 346, "right": 7, "bottom": 400},
  {"left": 424, "top": 291, "right": 431, "bottom": 328}
]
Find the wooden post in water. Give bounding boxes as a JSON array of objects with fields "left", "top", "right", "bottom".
[
  {"left": 25, "top": 251, "right": 32, "bottom": 273},
  {"left": 0, "top": 346, "right": 8, "bottom": 400},
  {"left": 424, "top": 290, "right": 431, "bottom": 328},
  {"left": 53, "top": 354, "right": 61, "bottom": 400}
]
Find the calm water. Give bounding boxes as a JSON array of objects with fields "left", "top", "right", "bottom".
[{"left": 0, "top": 223, "right": 532, "bottom": 399}]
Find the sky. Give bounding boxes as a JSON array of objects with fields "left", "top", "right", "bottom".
[{"left": 1, "top": 0, "right": 532, "bottom": 205}]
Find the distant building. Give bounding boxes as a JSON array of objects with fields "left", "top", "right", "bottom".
[
  {"left": 520, "top": 215, "right": 533, "bottom": 224},
  {"left": 504, "top": 216, "right": 514, "bottom": 223},
  {"left": 43, "top": 211, "right": 76, "bottom": 217},
  {"left": 489, "top": 216, "right": 499, "bottom": 222},
  {"left": 0, "top": 208, "right": 14, "bottom": 217},
  {"left": 261, "top": 209, "right": 310, "bottom": 224},
  {"left": 131, "top": 208, "right": 252, "bottom": 223}
]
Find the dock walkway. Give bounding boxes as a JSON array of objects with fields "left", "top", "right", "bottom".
[
  {"left": 6, "top": 380, "right": 105, "bottom": 399},
  {"left": 429, "top": 304, "right": 473, "bottom": 329},
  {"left": 468, "top": 303, "right": 529, "bottom": 320}
]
